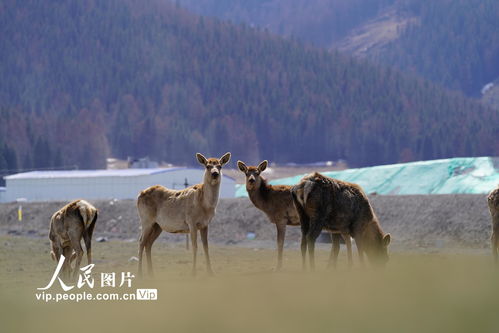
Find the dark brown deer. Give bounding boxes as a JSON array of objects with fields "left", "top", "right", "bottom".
[
  {"left": 137, "top": 152, "right": 231, "bottom": 277},
  {"left": 237, "top": 160, "right": 300, "bottom": 270},
  {"left": 291, "top": 172, "right": 390, "bottom": 270},
  {"left": 49, "top": 200, "right": 98, "bottom": 279},
  {"left": 488, "top": 186, "right": 499, "bottom": 264}
]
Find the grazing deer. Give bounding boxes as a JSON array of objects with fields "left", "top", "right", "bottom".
[
  {"left": 137, "top": 152, "right": 231, "bottom": 277},
  {"left": 49, "top": 200, "right": 98, "bottom": 279},
  {"left": 291, "top": 172, "right": 390, "bottom": 270},
  {"left": 488, "top": 185, "right": 499, "bottom": 264},
  {"left": 237, "top": 160, "right": 300, "bottom": 270}
]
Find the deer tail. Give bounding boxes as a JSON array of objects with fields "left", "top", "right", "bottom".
[{"left": 77, "top": 201, "right": 97, "bottom": 228}]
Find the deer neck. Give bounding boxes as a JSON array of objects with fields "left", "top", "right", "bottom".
[
  {"left": 247, "top": 178, "right": 269, "bottom": 210},
  {"left": 358, "top": 219, "right": 383, "bottom": 248},
  {"left": 201, "top": 171, "right": 221, "bottom": 209}
]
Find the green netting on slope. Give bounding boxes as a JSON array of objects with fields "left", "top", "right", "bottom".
[{"left": 235, "top": 157, "right": 499, "bottom": 197}]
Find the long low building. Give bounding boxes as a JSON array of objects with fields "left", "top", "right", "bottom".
[{"left": 3, "top": 168, "right": 236, "bottom": 202}]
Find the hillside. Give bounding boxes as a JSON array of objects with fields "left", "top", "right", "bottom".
[
  {"left": 371, "top": 0, "right": 499, "bottom": 97},
  {"left": 0, "top": 0, "right": 498, "bottom": 172},
  {"left": 176, "top": 0, "right": 396, "bottom": 47},
  {"left": 178, "top": 0, "right": 499, "bottom": 99}
]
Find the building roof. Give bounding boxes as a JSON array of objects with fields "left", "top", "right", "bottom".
[
  {"left": 5, "top": 167, "right": 236, "bottom": 181},
  {"left": 4, "top": 167, "right": 187, "bottom": 180}
]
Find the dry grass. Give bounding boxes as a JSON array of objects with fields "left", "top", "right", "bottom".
[{"left": 1, "top": 235, "right": 498, "bottom": 333}]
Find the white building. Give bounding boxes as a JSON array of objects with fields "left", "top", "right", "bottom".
[
  {"left": 0, "top": 187, "right": 6, "bottom": 203},
  {"left": 2, "top": 168, "right": 236, "bottom": 202}
]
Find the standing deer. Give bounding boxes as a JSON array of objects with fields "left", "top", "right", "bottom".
[
  {"left": 237, "top": 160, "right": 300, "bottom": 270},
  {"left": 488, "top": 185, "right": 499, "bottom": 264},
  {"left": 137, "top": 152, "right": 231, "bottom": 277},
  {"left": 291, "top": 172, "right": 390, "bottom": 270},
  {"left": 49, "top": 200, "right": 98, "bottom": 279}
]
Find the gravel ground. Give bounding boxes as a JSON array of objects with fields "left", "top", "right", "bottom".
[{"left": 0, "top": 194, "right": 492, "bottom": 249}]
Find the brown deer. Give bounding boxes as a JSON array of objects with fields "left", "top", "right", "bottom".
[
  {"left": 488, "top": 185, "right": 499, "bottom": 264},
  {"left": 291, "top": 172, "right": 390, "bottom": 270},
  {"left": 237, "top": 160, "right": 300, "bottom": 270},
  {"left": 49, "top": 200, "right": 98, "bottom": 279},
  {"left": 137, "top": 152, "right": 231, "bottom": 277}
]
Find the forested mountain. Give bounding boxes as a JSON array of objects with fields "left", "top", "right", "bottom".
[
  {"left": 374, "top": 0, "right": 499, "bottom": 97},
  {"left": 176, "top": 0, "right": 396, "bottom": 47},
  {"left": 0, "top": 0, "right": 497, "bottom": 172},
  {"left": 178, "top": 0, "right": 499, "bottom": 97}
]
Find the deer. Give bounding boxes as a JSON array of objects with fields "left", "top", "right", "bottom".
[
  {"left": 49, "top": 200, "right": 98, "bottom": 279},
  {"left": 488, "top": 185, "right": 499, "bottom": 264},
  {"left": 137, "top": 152, "right": 231, "bottom": 277},
  {"left": 237, "top": 160, "right": 301, "bottom": 270},
  {"left": 291, "top": 172, "right": 390, "bottom": 270}
]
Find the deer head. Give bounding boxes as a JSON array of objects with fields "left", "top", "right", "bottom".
[
  {"left": 237, "top": 160, "right": 268, "bottom": 191},
  {"left": 197, "top": 152, "right": 231, "bottom": 185},
  {"left": 369, "top": 232, "right": 391, "bottom": 266}
]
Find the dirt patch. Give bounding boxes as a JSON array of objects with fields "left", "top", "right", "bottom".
[
  {"left": 0, "top": 195, "right": 492, "bottom": 249},
  {"left": 334, "top": 7, "right": 419, "bottom": 57}
]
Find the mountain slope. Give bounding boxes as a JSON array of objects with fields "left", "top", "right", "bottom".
[
  {"left": 0, "top": 0, "right": 497, "bottom": 171},
  {"left": 370, "top": 0, "right": 499, "bottom": 97},
  {"left": 178, "top": 0, "right": 499, "bottom": 98},
  {"left": 177, "top": 0, "right": 395, "bottom": 48}
]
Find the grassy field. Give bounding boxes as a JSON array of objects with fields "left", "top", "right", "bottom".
[{"left": 1, "top": 235, "right": 498, "bottom": 333}]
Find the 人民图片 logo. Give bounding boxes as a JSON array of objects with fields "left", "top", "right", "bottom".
[{"left": 35, "top": 255, "right": 157, "bottom": 302}]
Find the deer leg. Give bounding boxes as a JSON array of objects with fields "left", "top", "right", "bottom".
[
  {"left": 69, "top": 238, "right": 83, "bottom": 281},
  {"left": 138, "top": 225, "right": 154, "bottom": 278},
  {"left": 293, "top": 190, "right": 310, "bottom": 271},
  {"left": 328, "top": 233, "right": 341, "bottom": 269},
  {"left": 65, "top": 221, "right": 84, "bottom": 281},
  {"left": 82, "top": 220, "right": 96, "bottom": 265},
  {"left": 49, "top": 230, "right": 60, "bottom": 262},
  {"left": 200, "top": 226, "right": 213, "bottom": 275},
  {"left": 276, "top": 224, "right": 286, "bottom": 271},
  {"left": 355, "top": 238, "right": 366, "bottom": 267},
  {"left": 51, "top": 242, "right": 61, "bottom": 262},
  {"left": 70, "top": 252, "right": 77, "bottom": 264},
  {"left": 492, "top": 230, "right": 498, "bottom": 265},
  {"left": 190, "top": 226, "right": 198, "bottom": 276},
  {"left": 342, "top": 233, "right": 353, "bottom": 268},
  {"left": 300, "top": 219, "right": 310, "bottom": 271},
  {"left": 145, "top": 223, "right": 162, "bottom": 277},
  {"left": 61, "top": 246, "right": 73, "bottom": 280},
  {"left": 306, "top": 221, "right": 324, "bottom": 272}
]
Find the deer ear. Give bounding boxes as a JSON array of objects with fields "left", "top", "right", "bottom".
[
  {"left": 237, "top": 160, "right": 247, "bottom": 173},
  {"left": 258, "top": 160, "right": 268, "bottom": 172},
  {"left": 219, "top": 152, "right": 231, "bottom": 166},
  {"left": 196, "top": 153, "right": 207, "bottom": 165},
  {"left": 382, "top": 234, "right": 391, "bottom": 247}
]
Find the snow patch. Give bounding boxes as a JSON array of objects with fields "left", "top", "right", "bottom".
[{"left": 481, "top": 82, "right": 494, "bottom": 95}]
